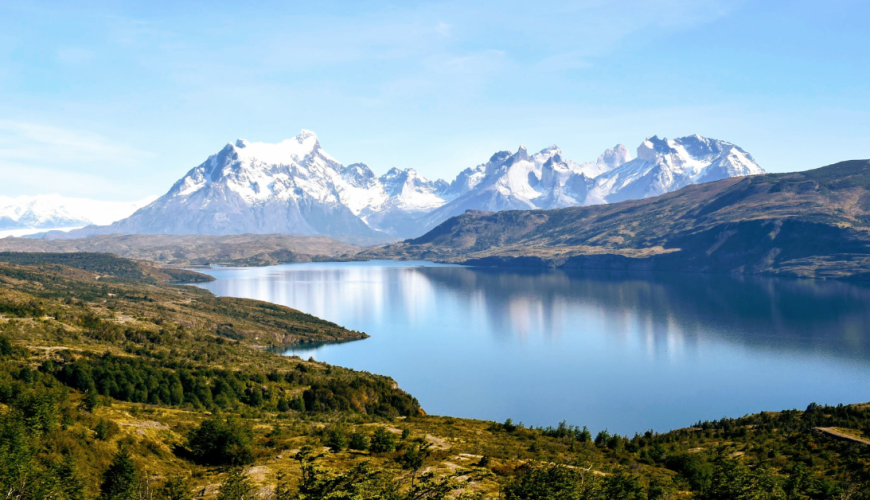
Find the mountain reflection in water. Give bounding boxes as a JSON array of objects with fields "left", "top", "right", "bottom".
[{"left": 197, "top": 261, "right": 870, "bottom": 434}]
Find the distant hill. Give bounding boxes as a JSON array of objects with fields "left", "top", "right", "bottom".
[{"left": 361, "top": 159, "right": 870, "bottom": 280}]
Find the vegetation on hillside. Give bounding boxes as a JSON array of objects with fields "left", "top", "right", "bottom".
[
  {"left": 1, "top": 253, "right": 869, "bottom": 498},
  {"left": 0, "top": 255, "right": 367, "bottom": 348}
]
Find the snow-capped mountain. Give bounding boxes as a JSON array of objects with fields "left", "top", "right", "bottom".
[
  {"left": 74, "top": 131, "right": 451, "bottom": 241},
  {"left": 586, "top": 135, "right": 764, "bottom": 204},
  {"left": 421, "top": 143, "right": 632, "bottom": 228},
  {"left": 0, "top": 195, "right": 156, "bottom": 232},
  {"left": 60, "top": 131, "right": 762, "bottom": 241}
]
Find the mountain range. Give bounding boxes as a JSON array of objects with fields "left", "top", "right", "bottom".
[
  {"left": 0, "top": 194, "right": 156, "bottom": 234},
  {"left": 361, "top": 159, "right": 870, "bottom": 280},
  {"left": 47, "top": 130, "right": 763, "bottom": 241}
]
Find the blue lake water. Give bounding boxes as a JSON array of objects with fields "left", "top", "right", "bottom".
[{"left": 195, "top": 261, "right": 870, "bottom": 435}]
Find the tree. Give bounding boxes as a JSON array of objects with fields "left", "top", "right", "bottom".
[
  {"left": 324, "top": 423, "right": 348, "bottom": 452},
  {"left": 99, "top": 448, "right": 139, "bottom": 500},
  {"left": 216, "top": 468, "right": 255, "bottom": 500},
  {"left": 349, "top": 431, "right": 370, "bottom": 451},
  {"left": 81, "top": 389, "right": 100, "bottom": 412},
  {"left": 95, "top": 418, "right": 117, "bottom": 441},
  {"left": 277, "top": 398, "right": 290, "bottom": 412},
  {"left": 159, "top": 476, "right": 192, "bottom": 500},
  {"left": 398, "top": 441, "right": 433, "bottom": 489},
  {"left": 601, "top": 472, "right": 645, "bottom": 500},
  {"left": 504, "top": 464, "right": 596, "bottom": 500},
  {"left": 292, "top": 446, "right": 394, "bottom": 499},
  {"left": 187, "top": 415, "right": 254, "bottom": 465},
  {"left": 55, "top": 454, "right": 86, "bottom": 500},
  {"left": 0, "top": 335, "right": 12, "bottom": 356},
  {"left": 370, "top": 427, "right": 397, "bottom": 454}
]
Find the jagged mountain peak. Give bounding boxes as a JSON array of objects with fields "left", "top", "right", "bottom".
[
  {"left": 489, "top": 151, "right": 512, "bottom": 163},
  {"left": 543, "top": 153, "right": 565, "bottom": 167},
  {"left": 637, "top": 135, "right": 677, "bottom": 161},
  {"left": 296, "top": 129, "right": 317, "bottom": 142},
  {"left": 513, "top": 145, "right": 530, "bottom": 162},
  {"left": 596, "top": 144, "right": 631, "bottom": 169}
]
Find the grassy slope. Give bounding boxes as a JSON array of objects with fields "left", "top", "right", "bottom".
[
  {"left": 0, "top": 254, "right": 367, "bottom": 348},
  {"left": 362, "top": 160, "right": 870, "bottom": 279},
  {"left": 1, "top": 253, "right": 869, "bottom": 498},
  {"left": 0, "top": 234, "right": 362, "bottom": 267}
]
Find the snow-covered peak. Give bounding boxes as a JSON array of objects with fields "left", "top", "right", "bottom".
[
  {"left": 0, "top": 194, "right": 157, "bottom": 231},
  {"left": 374, "top": 167, "right": 447, "bottom": 211},
  {"left": 589, "top": 134, "right": 764, "bottom": 204},
  {"left": 341, "top": 163, "right": 377, "bottom": 188},
  {"left": 533, "top": 145, "right": 563, "bottom": 166},
  {"left": 228, "top": 130, "right": 325, "bottom": 166}
]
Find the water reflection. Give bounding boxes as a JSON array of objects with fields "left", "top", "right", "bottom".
[
  {"left": 197, "top": 262, "right": 870, "bottom": 434},
  {"left": 417, "top": 267, "right": 870, "bottom": 361}
]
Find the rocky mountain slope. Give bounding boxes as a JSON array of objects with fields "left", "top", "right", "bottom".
[
  {"left": 59, "top": 131, "right": 762, "bottom": 241},
  {"left": 362, "top": 159, "right": 870, "bottom": 280}
]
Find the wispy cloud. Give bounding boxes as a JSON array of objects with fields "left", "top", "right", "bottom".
[
  {"left": 0, "top": 121, "right": 155, "bottom": 198},
  {"left": 0, "top": 160, "right": 140, "bottom": 197},
  {"left": 0, "top": 120, "right": 151, "bottom": 164}
]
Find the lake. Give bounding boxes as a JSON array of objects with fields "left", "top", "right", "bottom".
[{"left": 195, "top": 261, "right": 870, "bottom": 435}]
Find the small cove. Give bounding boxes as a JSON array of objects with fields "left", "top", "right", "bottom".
[{"left": 196, "top": 261, "right": 870, "bottom": 434}]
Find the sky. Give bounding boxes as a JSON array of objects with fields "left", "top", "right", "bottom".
[{"left": 0, "top": 0, "right": 868, "bottom": 200}]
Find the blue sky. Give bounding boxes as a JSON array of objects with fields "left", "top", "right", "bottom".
[{"left": 1, "top": 0, "right": 868, "bottom": 200}]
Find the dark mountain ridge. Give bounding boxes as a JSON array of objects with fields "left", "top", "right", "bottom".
[{"left": 361, "top": 159, "right": 870, "bottom": 279}]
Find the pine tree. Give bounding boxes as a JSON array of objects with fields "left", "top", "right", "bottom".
[
  {"left": 55, "top": 454, "right": 86, "bottom": 500},
  {"left": 99, "top": 448, "right": 139, "bottom": 500}
]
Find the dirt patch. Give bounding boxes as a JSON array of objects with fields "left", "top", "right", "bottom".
[
  {"left": 814, "top": 427, "right": 870, "bottom": 446},
  {"left": 119, "top": 420, "right": 170, "bottom": 430}
]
